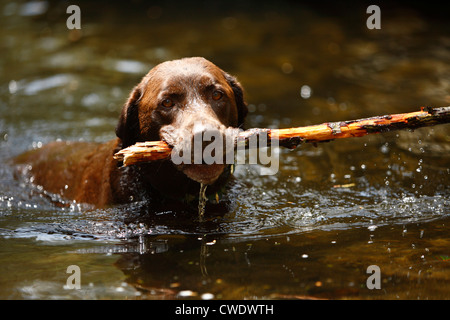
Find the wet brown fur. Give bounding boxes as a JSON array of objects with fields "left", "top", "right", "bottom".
[{"left": 14, "top": 57, "right": 248, "bottom": 208}]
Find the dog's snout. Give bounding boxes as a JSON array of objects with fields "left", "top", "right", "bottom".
[
  {"left": 189, "top": 122, "right": 225, "bottom": 165},
  {"left": 192, "top": 122, "right": 224, "bottom": 145},
  {"left": 159, "top": 125, "right": 179, "bottom": 147}
]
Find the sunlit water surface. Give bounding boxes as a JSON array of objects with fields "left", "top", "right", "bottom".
[{"left": 0, "top": 1, "right": 449, "bottom": 299}]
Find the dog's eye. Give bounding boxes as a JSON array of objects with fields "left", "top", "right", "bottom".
[
  {"left": 161, "top": 98, "right": 174, "bottom": 108},
  {"left": 212, "top": 90, "right": 223, "bottom": 101}
]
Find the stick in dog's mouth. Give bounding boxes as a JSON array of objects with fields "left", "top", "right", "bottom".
[{"left": 171, "top": 127, "right": 240, "bottom": 185}]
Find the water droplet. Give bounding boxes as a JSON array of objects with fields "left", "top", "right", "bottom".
[
  {"left": 178, "top": 290, "right": 197, "bottom": 298},
  {"left": 380, "top": 144, "right": 389, "bottom": 154},
  {"left": 201, "top": 293, "right": 214, "bottom": 300},
  {"left": 300, "top": 85, "right": 312, "bottom": 99},
  {"left": 9, "top": 80, "right": 17, "bottom": 94}
]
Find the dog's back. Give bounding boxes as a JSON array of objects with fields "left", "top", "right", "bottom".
[{"left": 14, "top": 139, "right": 121, "bottom": 206}]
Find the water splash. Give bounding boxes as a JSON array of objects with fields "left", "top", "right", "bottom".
[{"left": 198, "top": 183, "right": 208, "bottom": 221}]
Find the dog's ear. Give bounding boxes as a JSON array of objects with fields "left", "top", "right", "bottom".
[
  {"left": 224, "top": 73, "right": 248, "bottom": 128},
  {"left": 115, "top": 85, "right": 141, "bottom": 149}
]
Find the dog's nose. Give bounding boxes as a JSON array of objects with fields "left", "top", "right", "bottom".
[
  {"left": 193, "top": 121, "right": 222, "bottom": 147},
  {"left": 191, "top": 122, "right": 227, "bottom": 165},
  {"left": 192, "top": 122, "right": 223, "bottom": 143}
]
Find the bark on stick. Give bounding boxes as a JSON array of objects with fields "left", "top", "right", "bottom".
[{"left": 114, "top": 106, "right": 450, "bottom": 166}]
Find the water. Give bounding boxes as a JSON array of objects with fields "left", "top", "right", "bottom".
[
  {"left": 198, "top": 183, "right": 208, "bottom": 222},
  {"left": 0, "top": 1, "right": 449, "bottom": 299}
]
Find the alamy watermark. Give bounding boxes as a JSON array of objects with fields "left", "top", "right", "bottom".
[
  {"left": 366, "top": 5, "right": 381, "bottom": 30},
  {"left": 366, "top": 265, "right": 381, "bottom": 289},
  {"left": 170, "top": 127, "right": 280, "bottom": 175},
  {"left": 64, "top": 265, "right": 81, "bottom": 290},
  {"left": 65, "top": 4, "right": 381, "bottom": 34},
  {"left": 66, "top": 5, "right": 81, "bottom": 30}
]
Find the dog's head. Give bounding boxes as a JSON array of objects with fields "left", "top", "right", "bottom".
[{"left": 116, "top": 57, "right": 248, "bottom": 186}]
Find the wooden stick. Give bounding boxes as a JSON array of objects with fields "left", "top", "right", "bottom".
[
  {"left": 114, "top": 141, "right": 172, "bottom": 166},
  {"left": 114, "top": 106, "right": 450, "bottom": 166}
]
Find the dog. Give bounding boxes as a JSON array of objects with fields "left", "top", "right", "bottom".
[{"left": 14, "top": 57, "right": 248, "bottom": 209}]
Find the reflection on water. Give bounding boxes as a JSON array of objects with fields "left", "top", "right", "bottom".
[{"left": 0, "top": 1, "right": 449, "bottom": 299}]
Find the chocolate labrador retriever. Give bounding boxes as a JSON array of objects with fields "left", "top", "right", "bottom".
[{"left": 15, "top": 57, "right": 248, "bottom": 208}]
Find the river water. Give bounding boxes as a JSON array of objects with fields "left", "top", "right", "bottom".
[{"left": 0, "top": 1, "right": 449, "bottom": 299}]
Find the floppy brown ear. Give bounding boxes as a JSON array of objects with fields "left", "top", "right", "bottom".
[
  {"left": 224, "top": 73, "right": 248, "bottom": 128},
  {"left": 115, "top": 85, "right": 142, "bottom": 149}
]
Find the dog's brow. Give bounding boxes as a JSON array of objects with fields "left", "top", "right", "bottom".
[
  {"left": 198, "top": 75, "right": 216, "bottom": 87},
  {"left": 160, "top": 85, "right": 184, "bottom": 96}
]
